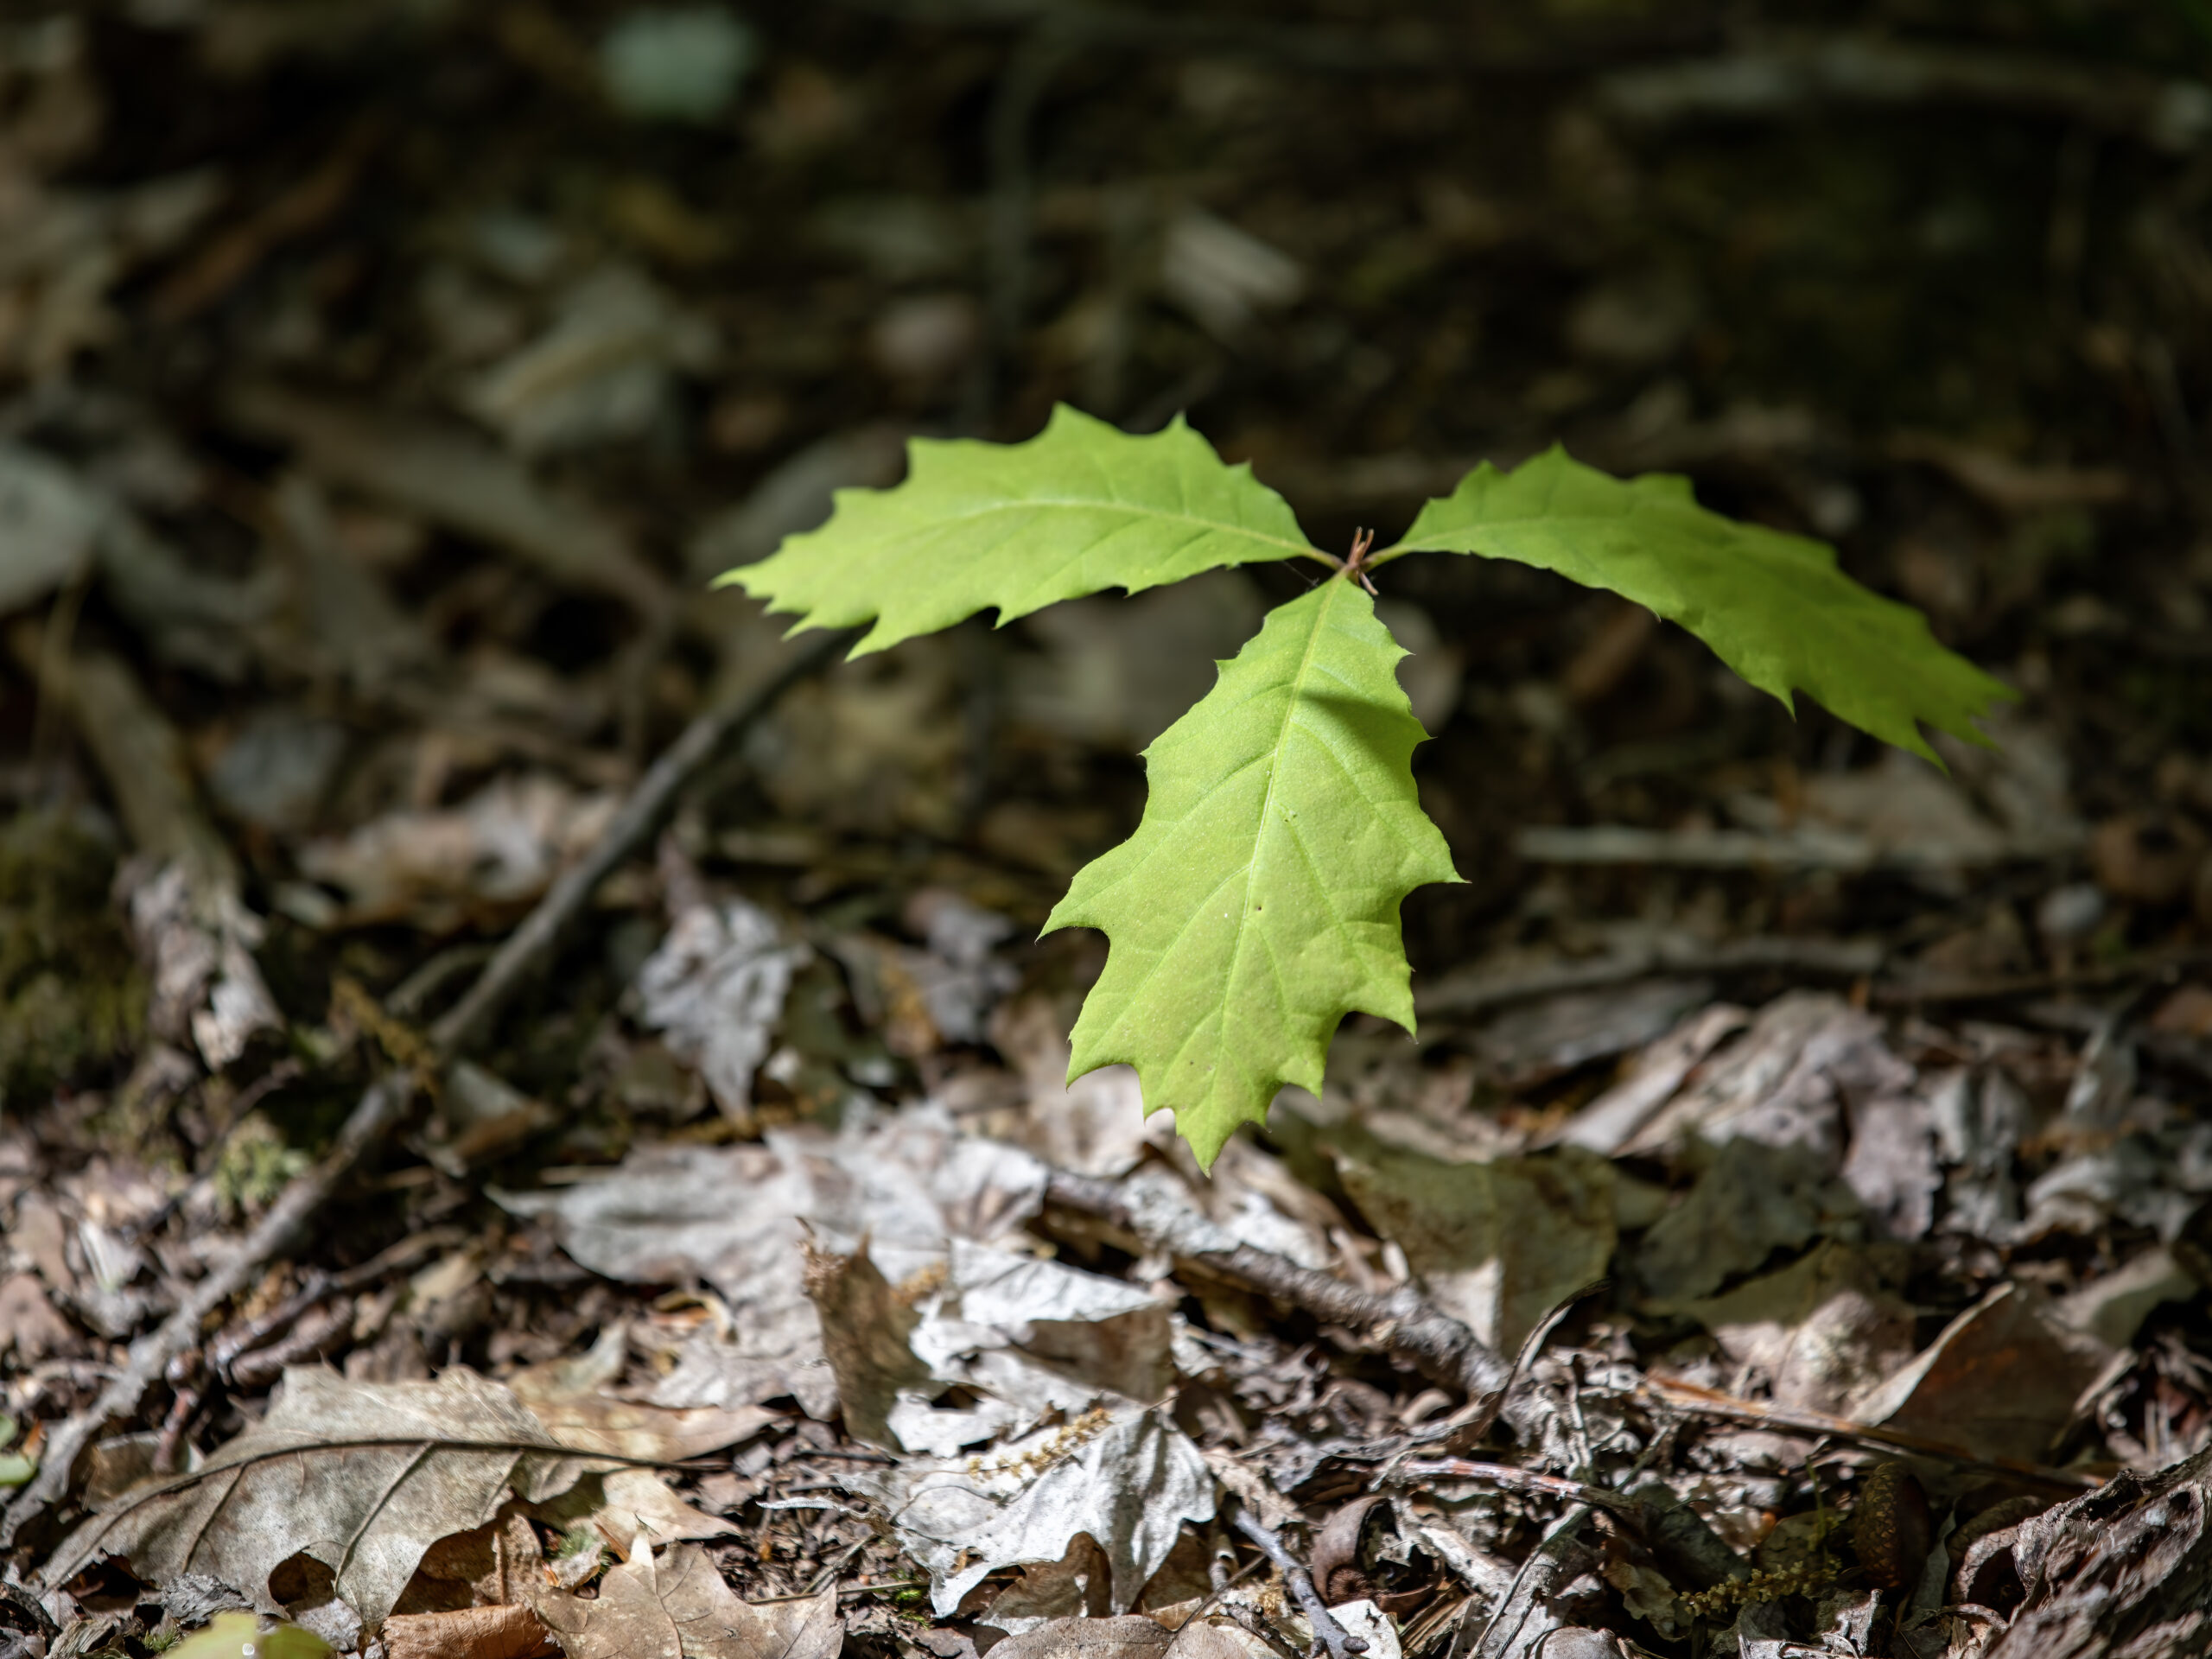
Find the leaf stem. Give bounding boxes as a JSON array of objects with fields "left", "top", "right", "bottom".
[{"left": 1335, "top": 527, "right": 1380, "bottom": 594}]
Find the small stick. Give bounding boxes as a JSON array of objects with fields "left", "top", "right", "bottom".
[
  {"left": 1457, "top": 1280, "right": 1605, "bottom": 1443},
  {"left": 1230, "top": 1505, "right": 1368, "bottom": 1659},
  {"left": 1042, "top": 1169, "right": 1525, "bottom": 1432},
  {"left": 1218, "top": 1601, "right": 1306, "bottom": 1659},
  {"left": 431, "top": 629, "right": 849, "bottom": 1055}
]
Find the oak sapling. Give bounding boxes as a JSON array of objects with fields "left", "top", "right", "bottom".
[{"left": 721, "top": 406, "right": 2010, "bottom": 1167}]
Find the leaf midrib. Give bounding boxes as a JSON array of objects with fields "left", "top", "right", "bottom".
[
  {"left": 1187, "top": 581, "right": 1344, "bottom": 1086},
  {"left": 810, "top": 497, "right": 1324, "bottom": 566}
]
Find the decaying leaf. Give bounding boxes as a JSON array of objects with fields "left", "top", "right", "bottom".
[
  {"left": 44, "top": 1368, "right": 593, "bottom": 1633},
  {"left": 634, "top": 881, "right": 808, "bottom": 1119},
  {"left": 801, "top": 1238, "right": 932, "bottom": 1449},
  {"left": 880, "top": 1237, "right": 1177, "bottom": 1457},
  {"left": 1662, "top": 1240, "right": 1916, "bottom": 1412},
  {"left": 296, "top": 773, "right": 619, "bottom": 930},
  {"left": 849, "top": 1406, "right": 1216, "bottom": 1617},
  {"left": 1636, "top": 1137, "right": 1862, "bottom": 1303},
  {"left": 1620, "top": 991, "right": 1913, "bottom": 1162},
  {"left": 498, "top": 1104, "right": 1048, "bottom": 1419},
  {"left": 1847, "top": 1281, "right": 2111, "bottom": 1465},
  {"left": 381, "top": 1603, "right": 558, "bottom": 1659},
  {"left": 528, "top": 1539, "right": 839, "bottom": 1659},
  {"left": 985, "top": 1613, "right": 1173, "bottom": 1659},
  {"left": 1332, "top": 1139, "right": 1616, "bottom": 1354},
  {"left": 507, "top": 1325, "right": 773, "bottom": 1463}
]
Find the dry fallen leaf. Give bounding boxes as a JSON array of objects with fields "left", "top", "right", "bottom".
[
  {"left": 1847, "top": 1281, "right": 2111, "bottom": 1465},
  {"left": 849, "top": 1406, "right": 1216, "bottom": 1617},
  {"left": 635, "top": 884, "right": 808, "bottom": 1118},
  {"left": 1332, "top": 1138, "right": 1616, "bottom": 1354},
  {"left": 1621, "top": 991, "right": 1912, "bottom": 1160},
  {"left": 382, "top": 1603, "right": 559, "bottom": 1659},
  {"left": 528, "top": 1538, "right": 840, "bottom": 1659},
  {"left": 296, "top": 772, "right": 619, "bottom": 930},
  {"left": 986, "top": 1614, "right": 1172, "bottom": 1659},
  {"left": 507, "top": 1325, "right": 773, "bottom": 1461},
  {"left": 1635, "top": 1137, "right": 1862, "bottom": 1303},
  {"left": 1662, "top": 1240, "right": 1917, "bottom": 1412},
  {"left": 496, "top": 1103, "right": 1048, "bottom": 1419},
  {"left": 0, "top": 1274, "right": 80, "bottom": 1363},
  {"left": 44, "top": 1368, "right": 595, "bottom": 1636}
]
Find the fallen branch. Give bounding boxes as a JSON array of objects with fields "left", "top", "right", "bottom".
[
  {"left": 1041, "top": 1169, "right": 1525, "bottom": 1431},
  {"left": 11, "top": 623, "right": 281, "bottom": 1068},
  {"left": 1414, "top": 934, "right": 1883, "bottom": 1018},
  {"left": 1983, "top": 1444, "right": 2212, "bottom": 1659}
]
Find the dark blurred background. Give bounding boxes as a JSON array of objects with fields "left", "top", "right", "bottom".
[{"left": 5, "top": 0, "right": 2212, "bottom": 1123}]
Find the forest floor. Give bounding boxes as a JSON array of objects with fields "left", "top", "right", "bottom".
[{"left": 6, "top": 5, "right": 2212, "bottom": 1659}]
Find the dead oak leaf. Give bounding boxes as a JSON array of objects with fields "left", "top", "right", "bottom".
[
  {"left": 42, "top": 1368, "right": 599, "bottom": 1630},
  {"left": 528, "top": 1539, "right": 840, "bottom": 1659}
]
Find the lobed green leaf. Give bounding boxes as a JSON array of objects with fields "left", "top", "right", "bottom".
[
  {"left": 1380, "top": 446, "right": 2013, "bottom": 760},
  {"left": 718, "top": 404, "right": 1322, "bottom": 657},
  {"left": 1046, "top": 579, "right": 1460, "bottom": 1167}
]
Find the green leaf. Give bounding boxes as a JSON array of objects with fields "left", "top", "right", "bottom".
[
  {"left": 168, "top": 1614, "right": 330, "bottom": 1659},
  {"left": 718, "top": 404, "right": 1322, "bottom": 657},
  {"left": 1046, "top": 579, "right": 1460, "bottom": 1167},
  {"left": 1380, "top": 447, "right": 2012, "bottom": 760}
]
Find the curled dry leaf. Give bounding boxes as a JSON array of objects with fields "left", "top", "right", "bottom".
[
  {"left": 381, "top": 1604, "right": 559, "bottom": 1659},
  {"left": 1312, "top": 1496, "right": 1385, "bottom": 1605},
  {"left": 636, "top": 846, "right": 808, "bottom": 1117},
  {"left": 882, "top": 1237, "right": 1177, "bottom": 1458}
]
